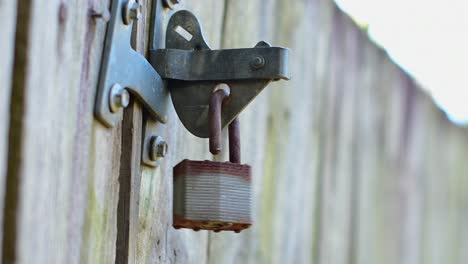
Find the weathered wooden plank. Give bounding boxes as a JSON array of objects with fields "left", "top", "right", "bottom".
[
  {"left": 206, "top": 0, "right": 276, "bottom": 263},
  {"left": 419, "top": 98, "right": 447, "bottom": 264},
  {"left": 317, "top": 8, "right": 354, "bottom": 264},
  {"left": 352, "top": 24, "right": 382, "bottom": 264},
  {"left": 388, "top": 70, "right": 425, "bottom": 264},
  {"left": 454, "top": 127, "right": 468, "bottom": 264},
  {"left": 311, "top": 1, "right": 335, "bottom": 263},
  {"left": 135, "top": 1, "right": 226, "bottom": 263},
  {"left": 420, "top": 107, "right": 467, "bottom": 264},
  {"left": 116, "top": 100, "right": 143, "bottom": 264},
  {"left": 114, "top": 0, "right": 150, "bottom": 262},
  {"left": 208, "top": 0, "right": 342, "bottom": 263},
  {"left": 0, "top": 0, "right": 127, "bottom": 263},
  {"left": 345, "top": 16, "right": 368, "bottom": 264},
  {"left": 267, "top": 1, "right": 330, "bottom": 263},
  {"left": 0, "top": 0, "right": 17, "bottom": 261},
  {"left": 209, "top": 0, "right": 319, "bottom": 263},
  {"left": 352, "top": 34, "right": 424, "bottom": 264},
  {"left": 318, "top": 8, "right": 371, "bottom": 264},
  {"left": 378, "top": 59, "right": 414, "bottom": 264},
  {"left": 4, "top": 0, "right": 87, "bottom": 262},
  {"left": 376, "top": 55, "right": 412, "bottom": 264},
  {"left": 72, "top": 0, "right": 128, "bottom": 263}
]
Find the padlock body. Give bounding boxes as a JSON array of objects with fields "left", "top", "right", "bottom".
[{"left": 173, "top": 159, "right": 251, "bottom": 232}]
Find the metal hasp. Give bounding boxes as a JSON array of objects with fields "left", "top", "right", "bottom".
[
  {"left": 150, "top": 10, "right": 290, "bottom": 138},
  {"left": 94, "top": 0, "right": 169, "bottom": 127}
]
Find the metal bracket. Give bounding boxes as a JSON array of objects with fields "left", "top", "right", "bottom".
[
  {"left": 94, "top": 0, "right": 169, "bottom": 127},
  {"left": 95, "top": 6, "right": 290, "bottom": 139},
  {"left": 149, "top": 10, "right": 290, "bottom": 138}
]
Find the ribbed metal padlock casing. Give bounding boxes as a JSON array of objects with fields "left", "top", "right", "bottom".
[{"left": 173, "top": 159, "right": 251, "bottom": 232}]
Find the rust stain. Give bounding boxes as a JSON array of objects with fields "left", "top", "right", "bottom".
[
  {"left": 228, "top": 117, "right": 241, "bottom": 164},
  {"left": 209, "top": 87, "right": 230, "bottom": 155}
]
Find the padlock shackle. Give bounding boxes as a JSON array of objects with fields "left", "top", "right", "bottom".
[
  {"left": 209, "top": 87, "right": 230, "bottom": 155},
  {"left": 228, "top": 118, "right": 241, "bottom": 164},
  {"left": 209, "top": 84, "right": 241, "bottom": 163}
]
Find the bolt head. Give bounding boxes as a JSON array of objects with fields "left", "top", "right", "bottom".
[
  {"left": 150, "top": 136, "right": 168, "bottom": 161},
  {"left": 156, "top": 141, "right": 168, "bottom": 157},
  {"left": 129, "top": 2, "right": 142, "bottom": 20},
  {"left": 109, "top": 84, "right": 130, "bottom": 112},
  {"left": 123, "top": 0, "right": 142, "bottom": 25},
  {"left": 116, "top": 89, "right": 130, "bottom": 108},
  {"left": 250, "top": 56, "right": 265, "bottom": 70}
]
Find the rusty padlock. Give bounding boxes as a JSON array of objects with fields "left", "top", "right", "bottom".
[{"left": 173, "top": 85, "right": 252, "bottom": 233}]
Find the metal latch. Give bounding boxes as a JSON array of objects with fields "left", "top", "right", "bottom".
[
  {"left": 93, "top": 0, "right": 291, "bottom": 233},
  {"left": 150, "top": 10, "right": 290, "bottom": 137},
  {"left": 159, "top": 12, "right": 290, "bottom": 233},
  {"left": 94, "top": 3, "right": 290, "bottom": 133}
]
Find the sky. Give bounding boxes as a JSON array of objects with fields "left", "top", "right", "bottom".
[{"left": 334, "top": 0, "right": 468, "bottom": 124}]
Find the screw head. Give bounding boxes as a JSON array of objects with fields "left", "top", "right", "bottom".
[
  {"left": 250, "top": 56, "right": 265, "bottom": 70},
  {"left": 150, "top": 136, "right": 168, "bottom": 161},
  {"left": 123, "top": 0, "right": 142, "bottom": 25},
  {"left": 163, "top": 0, "right": 181, "bottom": 9},
  {"left": 109, "top": 84, "right": 130, "bottom": 112}
]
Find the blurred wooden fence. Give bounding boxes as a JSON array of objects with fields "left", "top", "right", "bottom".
[{"left": 0, "top": 0, "right": 467, "bottom": 263}]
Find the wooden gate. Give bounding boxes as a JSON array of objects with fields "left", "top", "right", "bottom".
[{"left": 1, "top": 0, "right": 467, "bottom": 263}]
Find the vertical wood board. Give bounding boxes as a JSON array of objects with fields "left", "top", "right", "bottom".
[
  {"left": 135, "top": 1, "right": 226, "bottom": 263},
  {"left": 0, "top": 0, "right": 17, "bottom": 261}
]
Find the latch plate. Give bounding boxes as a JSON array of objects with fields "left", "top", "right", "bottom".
[
  {"left": 150, "top": 11, "right": 290, "bottom": 138},
  {"left": 94, "top": 0, "right": 169, "bottom": 127}
]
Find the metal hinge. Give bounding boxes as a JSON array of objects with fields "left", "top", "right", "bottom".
[{"left": 94, "top": 0, "right": 169, "bottom": 128}]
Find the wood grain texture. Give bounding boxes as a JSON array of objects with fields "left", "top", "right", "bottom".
[
  {"left": 0, "top": 0, "right": 17, "bottom": 261},
  {"left": 206, "top": 1, "right": 468, "bottom": 264},
  {"left": 2, "top": 0, "right": 468, "bottom": 263},
  {"left": 116, "top": 99, "right": 143, "bottom": 264},
  {"left": 135, "top": 1, "right": 225, "bottom": 263},
  {"left": 114, "top": 0, "right": 149, "bottom": 262},
  {"left": 1, "top": 0, "right": 126, "bottom": 263},
  {"left": 207, "top": 0, "right": 276, "bottom": 263},
  {"left": 5, "top": 0, "right": 90, "bottom": 262}
]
